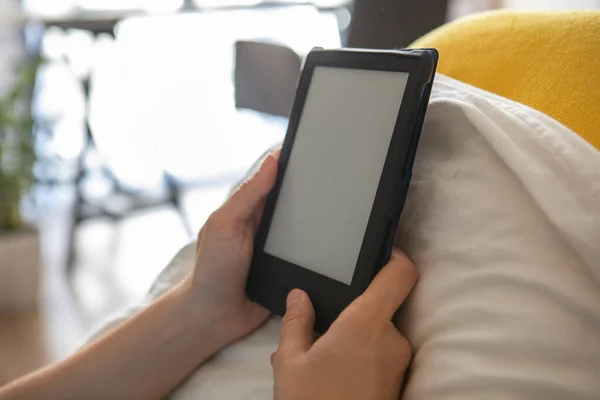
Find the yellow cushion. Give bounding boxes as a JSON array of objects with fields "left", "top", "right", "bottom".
[{"left": 410, "top": 10, "right": 600, "bottom": 150}]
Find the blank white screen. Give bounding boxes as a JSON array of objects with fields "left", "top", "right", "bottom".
[{"left": 264, "top": 66, "right": 409, "bottom": 285}]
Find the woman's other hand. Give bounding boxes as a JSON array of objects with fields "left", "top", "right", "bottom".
[{"left": 272, "top": 248, "right": 418, "bottom": 400}]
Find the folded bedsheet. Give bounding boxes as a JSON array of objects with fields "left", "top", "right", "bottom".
[{"left": 90, "top": 74, "right": 600, "bottom": 400}]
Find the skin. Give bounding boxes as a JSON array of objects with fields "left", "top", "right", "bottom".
[
  {"left": 272, "top": 249, "right": 417, "bottom": 400},
  {"left": 0, "top": 151, "right": 418, "bottom": 399}
]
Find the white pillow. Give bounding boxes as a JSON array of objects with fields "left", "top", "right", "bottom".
[
  {"left": 396, "top": 77, "right": 600, "bottom": 399},
  {"left": 91, "top": 75, "right": 600, "bottom": 400}
]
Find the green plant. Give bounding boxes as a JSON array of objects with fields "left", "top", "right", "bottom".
[{"left": 0, "top": 61, "right": 38, "bottom": 232}]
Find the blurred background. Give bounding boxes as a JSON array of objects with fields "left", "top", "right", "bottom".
[{"left": 0, "top": 0, "right": 599, "bottom": 386}]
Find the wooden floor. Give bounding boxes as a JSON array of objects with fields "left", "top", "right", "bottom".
[
  {"left": 0, "top": 184, "right": 230, "bottom": 387},
  {"left": 0, "top": 311, "right": 48, "bottom": 385}
]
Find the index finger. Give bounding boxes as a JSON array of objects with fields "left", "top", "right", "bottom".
[{"left": 357, "top": 248, "right": 418, "bottom": 319}]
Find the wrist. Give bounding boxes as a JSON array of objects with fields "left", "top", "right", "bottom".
[{"left": 172, "top": 277, "right": 246, "bottom": 350}]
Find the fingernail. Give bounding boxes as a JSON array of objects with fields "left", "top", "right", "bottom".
[{"left": 287, "top": 289, "right": 302, "bottom": 308}]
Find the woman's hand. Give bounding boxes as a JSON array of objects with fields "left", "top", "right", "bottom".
[
  {"left": 181, "top": 151, "right": 278, "bottom": 343},
  {"left": 272, "top": 248, "right": 418, "bottom": 400}
]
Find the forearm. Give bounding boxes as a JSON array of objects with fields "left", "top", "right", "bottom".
[{"left": 0, "top": 279, "right": 230, "bottom": 400}]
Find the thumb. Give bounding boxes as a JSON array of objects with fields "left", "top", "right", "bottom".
[
  {"left": 221, "top": 152, "right": 278, "bottom": 221},
  {"left": 278, "top": 289, "right": 315, "bottom": 355}
]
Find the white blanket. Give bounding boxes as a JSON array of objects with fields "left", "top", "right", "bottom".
[{"left": 92, "top": 75, "right": 600, "bottom": 399}]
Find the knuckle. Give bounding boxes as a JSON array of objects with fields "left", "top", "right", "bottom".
[
  {"left": 395, "top": 256, "right": 418, "bottom": 285},
  {"left": 340, "top": 309, "right": 383, "bottom": 338},
  {"left": 346, "top": 295, "right": 373, "bottom": 316},
  {"left": 337, "top": 300, "right": 367, "bottom": 326},
  {"left": 270, "top": 351, "right": 278, "bottom": 367},
  {"left": 272, "top": 347, "right": 297, "bottom": 371},
  {"left": 271, "top": 351, "right": 288, "bottom": 372},
  {"left": 396, "top": 334, "right": 413, "bottom": 361}
]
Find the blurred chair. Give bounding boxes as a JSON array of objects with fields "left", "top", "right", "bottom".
[
  {"left": 232, "top": 39, "right": 302, "bottom": 187},
  {"left": 234, "top": 40, "right": 301, "bottom": 118}
]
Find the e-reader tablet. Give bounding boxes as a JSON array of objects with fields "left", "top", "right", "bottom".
[{"left": 247, "top": 48, "right": 438, "bottom": 333}]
